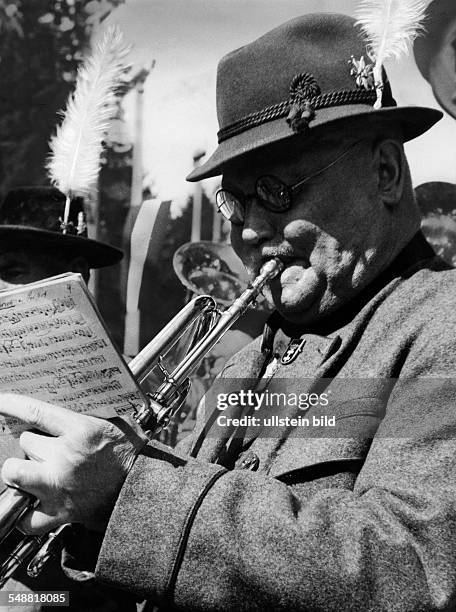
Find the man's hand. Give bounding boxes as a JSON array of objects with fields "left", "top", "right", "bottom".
[{"left": 0, "top": 393, "right": 146, "bottom": 534}]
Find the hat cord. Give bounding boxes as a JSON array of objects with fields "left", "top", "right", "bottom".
[{"left": 217, "top": 88, "right": 378, "bottom": 143}]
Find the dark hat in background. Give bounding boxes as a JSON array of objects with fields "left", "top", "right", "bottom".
[
  {"left": 415, "top": 181, "right": 456, "bottom": 216},
  {"left": 0, "top": 187, "right": 123, "bottom": 268},
  {"left": 187, "top": 13, "right": 442, "bottom": 181},
  {"left": 415, "top": 181, "right": 456, "bottom": 267},
  {"left": 414, "top": 0, "right": 456, "bottom": 118}
]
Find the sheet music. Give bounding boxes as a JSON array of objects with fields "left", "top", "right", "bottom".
[{"left": 0, "top": 273, "right": 147, "bottom": 439}]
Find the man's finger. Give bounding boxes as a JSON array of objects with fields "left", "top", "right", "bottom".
[
  {"left": 1, "top": 456, "right": 46, "bottom": 497},
  {"left": 19, "top": 430, "right": 54, "bottom": 462},
  {"left": 18, "top": 507, "right": 68, "bottom": 536},
  {"left": 0, "top": 393, "right": 82, "bottom": 436}
]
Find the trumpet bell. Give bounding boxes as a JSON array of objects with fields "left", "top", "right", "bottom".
[{"left": 173, "top": 241, "right": 250, "bottom": 306}]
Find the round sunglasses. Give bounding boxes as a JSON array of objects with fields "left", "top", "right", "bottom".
[{"left": 215, "top": 140, "right": 363, "bottom": 226}]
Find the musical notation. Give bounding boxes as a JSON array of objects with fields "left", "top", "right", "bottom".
[{"left": 0, "top": 274, "right": 147, "bottom": 440}]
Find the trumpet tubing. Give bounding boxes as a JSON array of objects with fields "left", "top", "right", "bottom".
[
  {"left": 0, "top": 487, "right": 35, "bottom": 542},
  {"left": 134, "top": 258, "right": 283, "bottom": 431}
]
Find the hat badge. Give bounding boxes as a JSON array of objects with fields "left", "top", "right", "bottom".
[
  {"left": 349, "top": 54, "right": 375, "bottom": 91},
  {"left": 286, "top": 73, "right": 321, "bottom": 133},
  {"left": 281, "top": 338, "right": 307, "bottom": 365},
  {"left": 59, "top": 208, "right": 88, "bottom": 237}
]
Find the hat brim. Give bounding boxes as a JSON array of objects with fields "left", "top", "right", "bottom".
[
  {"left": 0, "top": 226, "right": 123, "bottom": 269},
  {"left": 187, "top": 105, "right": 443, "bottom": 182}
]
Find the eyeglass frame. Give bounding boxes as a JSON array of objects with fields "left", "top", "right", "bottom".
[{"left": 215, "top": 139, "right": 364, "bottom": 226}]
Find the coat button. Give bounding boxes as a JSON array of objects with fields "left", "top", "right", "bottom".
[{"left": 237, "top": 451, "right": 260, "bottom": 471}]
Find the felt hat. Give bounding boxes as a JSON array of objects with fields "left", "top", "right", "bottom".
[
  {"left": 414, "top": 0, "right": 456, "bottom": 119},
  {"left": 188, "top": 12, "right": 442, "bottom": 182},
  {"left": 0, "top": 187, "right": 123, "bottom": 268}
]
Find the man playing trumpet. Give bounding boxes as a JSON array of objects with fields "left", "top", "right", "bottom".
[{"left": 2, "top": 9, "right": 456, "bottom": 611}]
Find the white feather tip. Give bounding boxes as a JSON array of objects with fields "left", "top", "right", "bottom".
[
  {"left": 46, "top": 25, "right": 131, "bottom": 205},
  {"left": 355, "top": 0, "right": 427, "bottom": 108}
]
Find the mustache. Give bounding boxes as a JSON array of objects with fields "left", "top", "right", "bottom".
[
  {"left": 245, "top": 247, "right": 306, "bottom": 278},
  {"left": 260, "top": 248, "right": 297, "bottom": 263}
]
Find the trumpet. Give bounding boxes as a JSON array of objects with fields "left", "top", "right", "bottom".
[{"left": 0, "top": 256, "right": 283, "bottom": 587}]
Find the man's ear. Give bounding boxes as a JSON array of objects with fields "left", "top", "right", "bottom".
[
  {"left": 68, "top": 256, "right": 90, "bottom": 284},
  {"left": 373, "top": 139, "right": 405, "bottom": 208}
]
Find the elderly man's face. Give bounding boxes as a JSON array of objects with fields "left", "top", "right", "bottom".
[
  {"left": 226, "top": 134, "right": 395, "bottom": 325},
  {"left": 0, "top": 248, "right": 72, "bottom": 289}
]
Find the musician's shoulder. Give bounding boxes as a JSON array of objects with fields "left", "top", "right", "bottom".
[
  {"left": 386, "top": 255, "right": 456, "bottom": 314},
  {"left": 407, "top": 261, "right": 456, "bottom": 310},
  {"left": 394, "top": 261, "right": 456, "bottom": 340}
]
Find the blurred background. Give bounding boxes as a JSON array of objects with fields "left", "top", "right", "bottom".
[{"left": 0, "top": 0, "right": 455, "bottom": 427}]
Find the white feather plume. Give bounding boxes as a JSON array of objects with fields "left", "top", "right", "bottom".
[
  {"left": 355, "top": 0, "right": 427, "bottom": 108},
  {"left": 47, "top": 25, "right": 130, "bottom": 223}
]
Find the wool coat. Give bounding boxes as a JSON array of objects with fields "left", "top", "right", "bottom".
[{"left": 90, "top": 233, "right": 456, "bottom": 611}]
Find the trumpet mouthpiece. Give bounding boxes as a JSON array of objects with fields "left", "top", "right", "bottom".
[{"left": 259, "top": 258, "right": 284, "bottom": 280}]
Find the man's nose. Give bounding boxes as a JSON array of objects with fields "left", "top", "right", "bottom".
[{"left": 241, "top": 199, "right": 276, "bottom": 246}]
